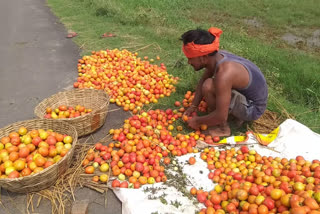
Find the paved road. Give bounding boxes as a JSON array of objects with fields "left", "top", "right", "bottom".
[{"left": 0, "top": 0, "right": 125, "bottom": 213}]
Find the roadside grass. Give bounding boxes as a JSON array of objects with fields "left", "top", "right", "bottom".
[{"left": 47, "top": 0, "right": 320, "bottom": 133}]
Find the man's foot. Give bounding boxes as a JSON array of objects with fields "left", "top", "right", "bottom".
[{"left": 207, "top": 124, "right": 231, "bottom": 137}]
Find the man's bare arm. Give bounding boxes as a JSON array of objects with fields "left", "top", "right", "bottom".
[{"left": 191, "top": 69, "right": 214, "bottom": 107}]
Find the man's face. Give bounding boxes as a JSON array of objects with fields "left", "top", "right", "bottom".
[{"left": 188, "top": 56, "right": 206, "bottom": 71}]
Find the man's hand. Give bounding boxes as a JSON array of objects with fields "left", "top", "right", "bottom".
[
  {"left": 187, "top": 116, "right": 201, "bottom": 130},
  {"left": 184, "top": 105, "right": 197, "bottom": 117}
]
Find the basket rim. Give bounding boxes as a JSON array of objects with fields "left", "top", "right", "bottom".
[
  {"left": 34, "top": 88, "right": 110, "bottom": 120},
  {"left": 0, "top": 119, "right": 78, "bottom": 182}
]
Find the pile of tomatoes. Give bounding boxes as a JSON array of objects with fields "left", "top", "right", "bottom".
[
  {"left": 181, "top": 91, "right": 207, "bottom": 113},
  {"left": 82, "top": 107, "right": 219, "bottom": 187},
  {"left": 193, "top": 146, "right": 320, "bottom": 214},
  {"left": 0, "top": 127, "right": 73, "bottom": 179},
  {"left": 73, "top": 49, "right": 178, "bottom": 113},
  {"left": 81, "top": 90, "right": 320, "bottom": 213}
]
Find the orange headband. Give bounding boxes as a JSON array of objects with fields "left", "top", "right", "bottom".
[{"left": 182, "top": 27, "right": 223, "bottom": 58}]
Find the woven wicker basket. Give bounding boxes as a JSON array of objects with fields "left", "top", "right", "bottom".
[
  {"left": 34, "top": 89, "right": 110, "bottom": 137},
  {"left": 0, "top": 119, "right": 77, "bottom": 193}
]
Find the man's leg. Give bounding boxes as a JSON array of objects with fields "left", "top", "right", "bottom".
[
  {"left": 202, "top": 78, "right": 231, "bottom": 137},
  {"left": 208, "top": 122, "right": 231, "bottom": 137},
  {"left": 202, "top": 78, "right": 216, "bottom": 112}
]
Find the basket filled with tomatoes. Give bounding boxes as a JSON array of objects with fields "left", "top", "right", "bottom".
[
  {"left": 34, "top": 88, "right": 110, "bottom": 137},
  {"left": 0, "top": 119, "right": 77, "bottom": 193}
]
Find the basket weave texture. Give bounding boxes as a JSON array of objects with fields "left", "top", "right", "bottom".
[
  {"left": 34, "top": 89, "right": 110, "bottom": 137},
  {"left": 0, "top": 119, "right": 78, "bottom": 193}
]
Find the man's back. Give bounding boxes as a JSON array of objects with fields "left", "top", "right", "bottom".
[{"left": 215, "top": 50, "right": 268, "bottom": 120}]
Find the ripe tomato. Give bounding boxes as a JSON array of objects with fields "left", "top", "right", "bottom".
[
  {"left": 150, "top": 170, "right": 159, "bottom": 178},
  {"left": 133, "top": 182, "right": 140, "bottom": 189},
  {"left": 174, "top": 101, "right": 181, "bottom": 107},
  {"left": 210, "top": 194, "right": 221, "bottom": 205},
  {"left": 119, "top": 181, "right": 128, "bottom": 188},
  {"left": 85, "top": 166, "right": 94, "bottom": 174},
  {"left": 257, "top": 204, "right": 268, "bottom": 214},
  {"left": 99, "top": 174, "right": 109, "bottom": 183},
  {"left": 270, "top": 188, "right": 283, "bottom": 200},
  {"left": 13, "top": 159, "right": 25, "bottom": 171},
  {"left": 44, "top": 161, "right": 54, "bottom": 168},
  {"left": 189, "top": 157, "right": 196, "bottom": 165},
  {"left": 226, "top": 203, "right": 236, "bottom": 212},
  {"left": 236, "top": 189, "right": 248, "bottom": 201},
  {"left": 213, "top": 136, "right": 220, "bottom": 142},
  {"left": 200, "top": 124, "right": 208, "bottom": 131},
  {"left": 21, "top": 168, "right": 32, "bottom": 176},
  {"left": 240, "top": 146, "right": 249, "bottom": 153},
  {"left": 38, "top": 147, "right": 49, "bottom": 157},
  {"left": 190, "top": 187, "right": 197, "bottom": 195},
  {"left": 35, "top": 156, "right": 46, "bottom": 167},
  {"left": 249, "top": 186, "right": 260, "bottom": 196},
  {"left": 197, "top": 193, "right": 207, "bottom": 203},
  {"left": 10, "top": 136, "right": 21, "bottom": 146},
  {"left": 8, "top": 170, "right": 20, "bottom": 178},
  {"left": 112, "top": 179, "right": 120, "bottom": 188},
  {"left": 263, "top": 197, "right": 275, "bottom": 210},
  {"left": 304, "top": 197, "right": 319, "bottom": 210},
  {"left": 290, "top": 195, "right": 301, "bottom": 208},
  {"left": 19, "top": 147, "right": 30, "bottom": 158},
  {"left": 290, "top": 207, "right": 307, "bottom": 214},
  {"left": 9, "top": 152, "right": 19, "bottom": 162},
  {"left": 280, "top": 194, "right": 291, "bottom": 207},
  {"left": 92, "top": 175, "right": 99, "bottom": 182}
]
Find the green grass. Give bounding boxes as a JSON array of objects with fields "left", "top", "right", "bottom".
[{"left": 47, "top": 0, "right": 320, "bottom": 133}]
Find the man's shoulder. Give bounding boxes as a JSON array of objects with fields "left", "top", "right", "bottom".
[
  {"left": 218, "top": 60, "right": 247, "bottom": 74},
  {"left": 216, "top": 61, "right": 237, "bottom": 75}
]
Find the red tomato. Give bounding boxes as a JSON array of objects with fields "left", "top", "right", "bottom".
[
  {"left": 85, "top": 166, "right": 94, "bottom": 174},
  {"left": 8, "top": 170, "right": 20, "bottom": 178},
  {"left": 112, "top": 180, "right": 120, "bottom": 188},
  {"left": 240, "top": 146, "right": 249, "bottom": 153},
  {"left": 290, "top": 195, "right": 301, "bottom": 208},
  {"left": 189, "top": 157, "right": 196, "bottom": 165},
  {"left": 19, "top": 147, "right": 30, "bottom": 158},
  {"left": 226, "top": 203, "right": 236, "bottom": 212},
  {"left": 119, "top": 181, "right": 128, "bottom": 188},
  {"left": 213, "top": 136, "right": 220, "bottom": 142},
  {"left": 263, "top": 197, "right": 275, "bottom": 210},
  {"left": 95, "top": 143, "right": 102, "bottom": 151},
  {"left": 304, "top": 197, "right": 319, "bottom": 210},
  {"left": 249, "top": 186, "right": 260, "bottom": 196},
  {"left": 210, "top": 194, "right": 221, "bottom": 205},
  {"left": 21, "top": 168, "right": 32, "bottom": 176},
  {"left": 197, "top": 193, "right": 207, "bottom": 203}
]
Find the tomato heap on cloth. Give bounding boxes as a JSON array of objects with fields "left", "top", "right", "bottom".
[
  {"left": 193, "top": 146, "right": 320, "bottom": 214},
  {"left": 74, "top": 49, "right": 178, "bottom": 113},
  {"left": 82, "top": 101, "right": 320, "bottom": 214}
]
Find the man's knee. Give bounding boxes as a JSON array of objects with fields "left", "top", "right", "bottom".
[{"left": 202, "top": 78, "right": 215, "bottom": 94}]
